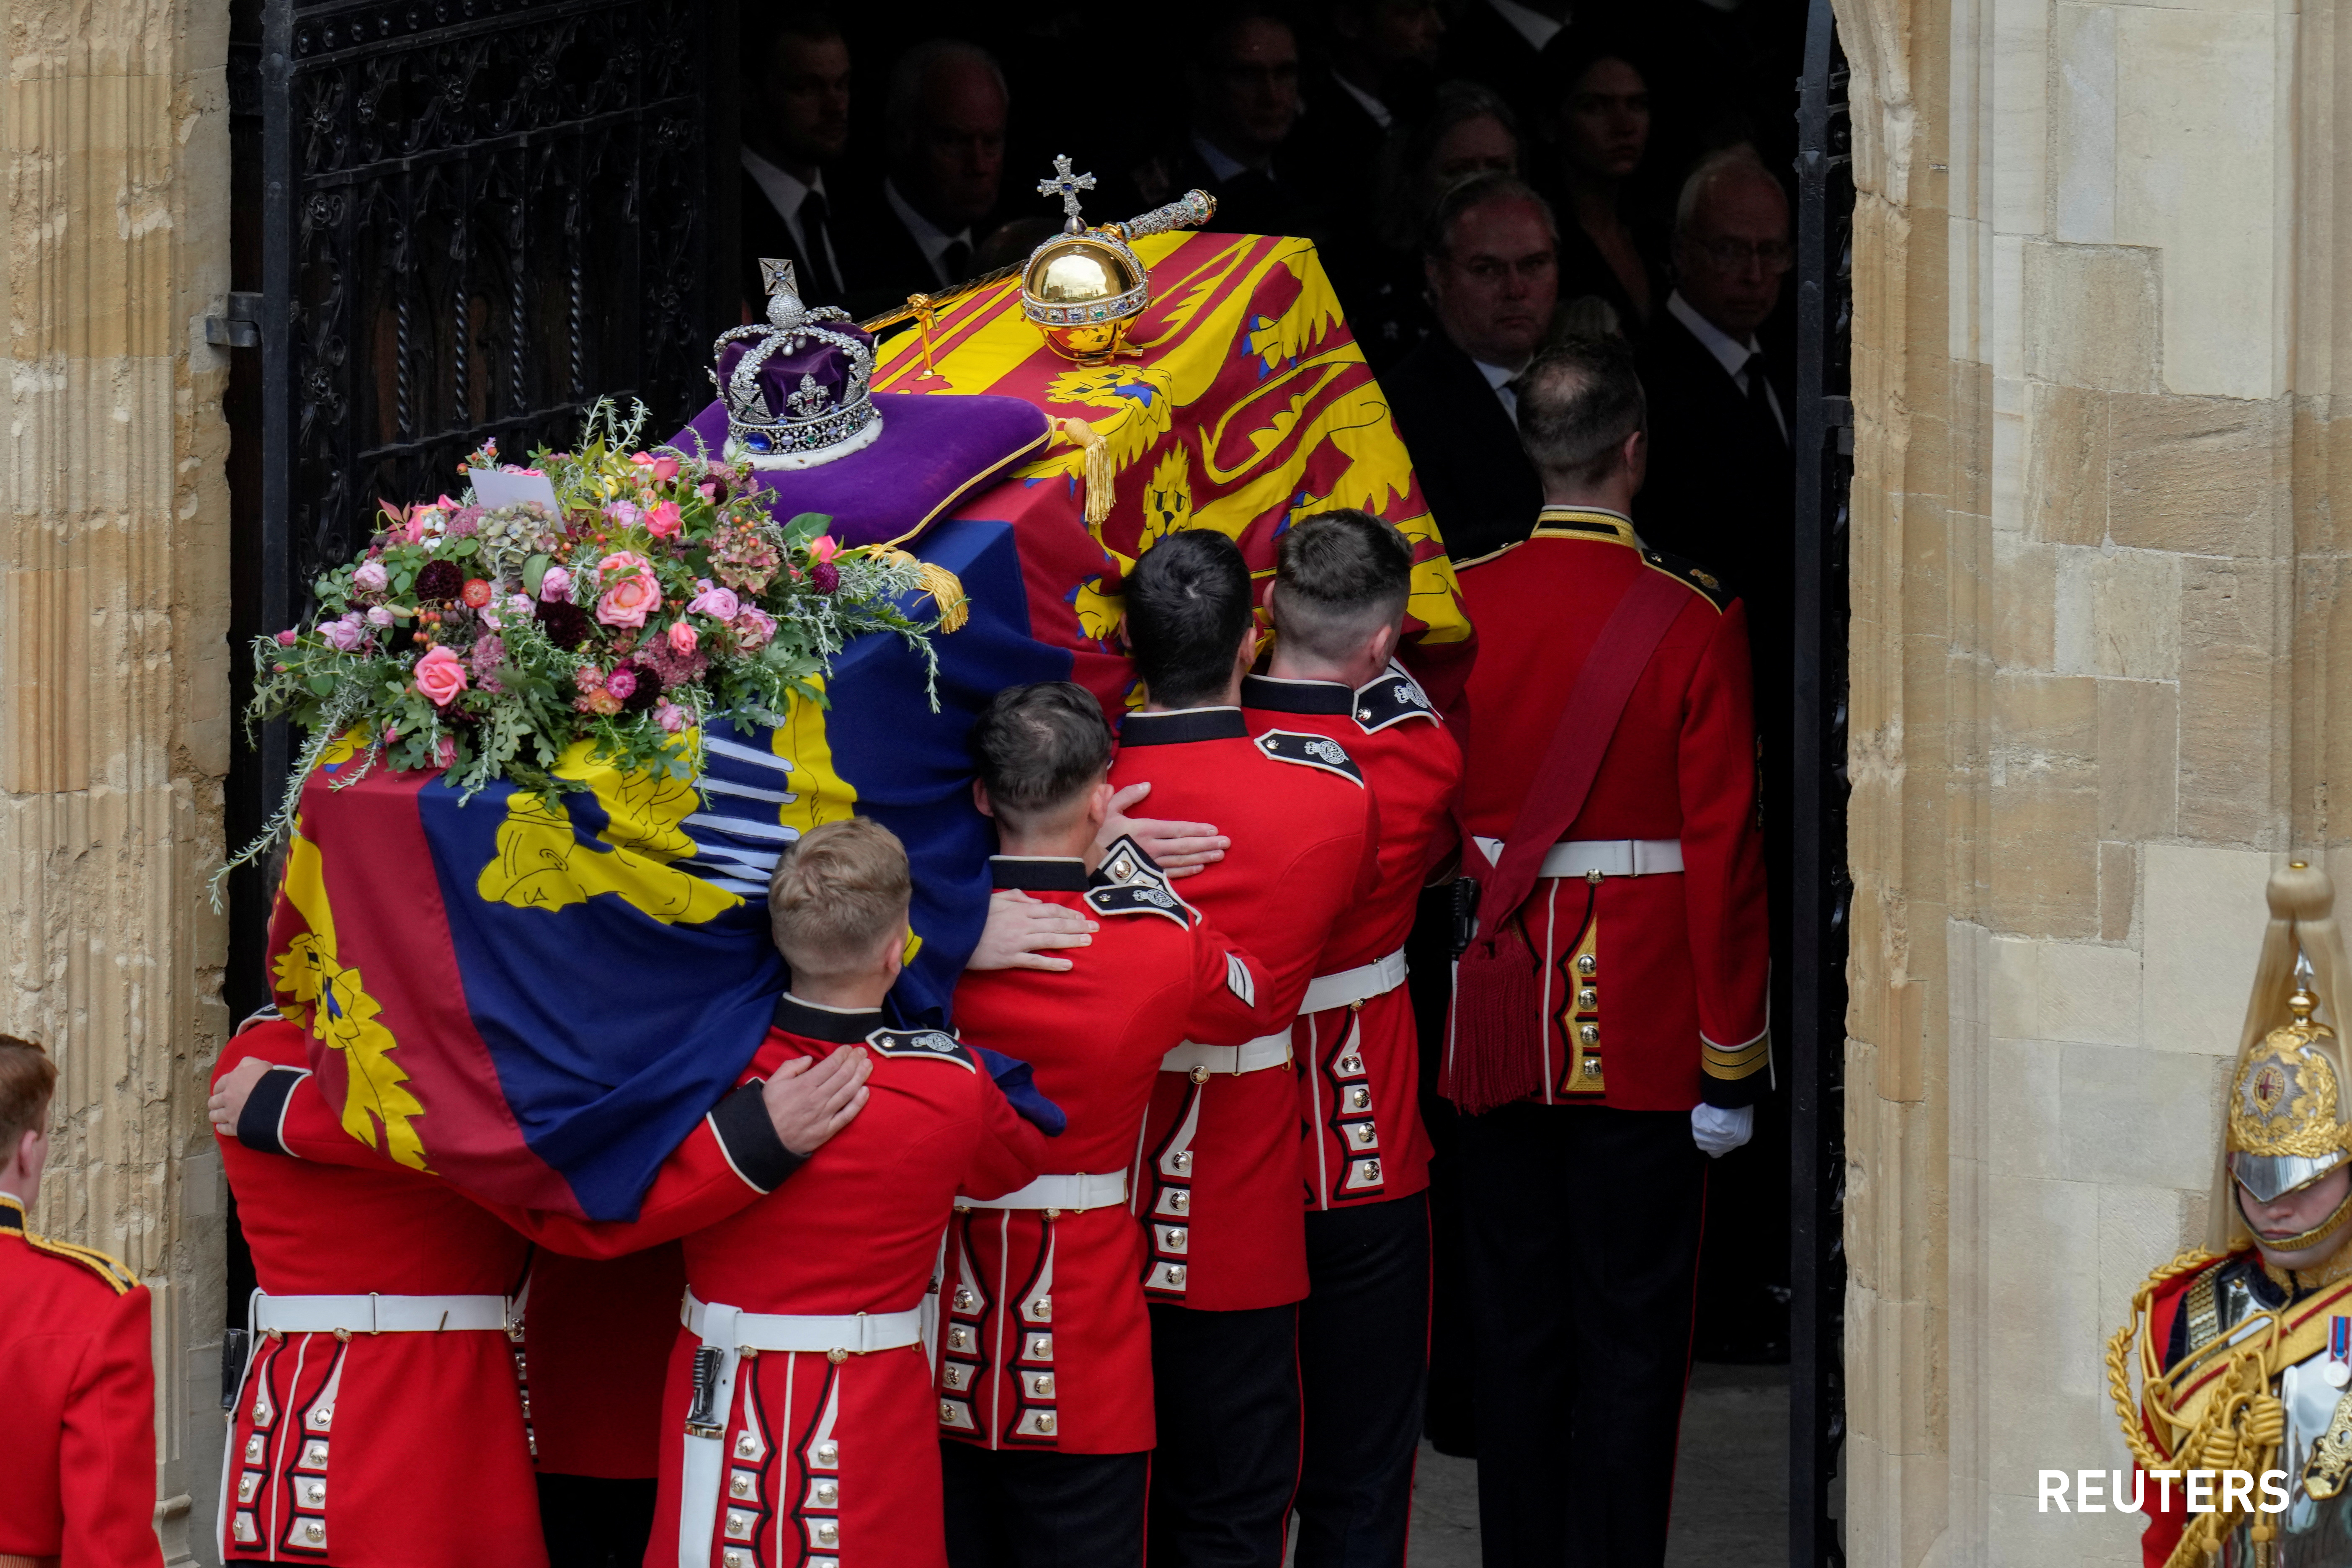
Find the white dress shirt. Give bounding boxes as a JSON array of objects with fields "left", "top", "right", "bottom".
[
  {"left": 883, "top": 179, "right": 975, "bottom": 288},
  {"left": 1666, "top": 289, "right": 1787, "bottom": 440},
  {"left": 1474, "top": 356, "right": 1526, "bottom": 423},
  {"left": 1487, "top": 0, "right": 1570, "bottom": 52},
  {"left": 740, "top": 148, "right": 843, "bottom": 292}
]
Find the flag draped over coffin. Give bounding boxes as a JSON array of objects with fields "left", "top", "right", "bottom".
[{"left": 266, "top": 231, "right": 1467, "bottom": 1221}]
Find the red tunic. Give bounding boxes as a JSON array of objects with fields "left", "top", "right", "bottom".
[
  {"left": 0, "top": 1191, "right": 159, "bottom": 1567},
  {"left": 525, "top": 1246, "right": 686, "bottom": 1479},
  {"left": 1111, "top": 706, "right": 1380, "bottom": 1311},
  {"left": 942, "top": 845, "right": 1275, "bottom": 1453},
  {"left": 1243, "top": 663, "right": 1462, "bottom": 1209},
  {"left": 452, "top": 998, "right": 1049, "bottom": 1568},
  {"left": 1455, "top": 508, "right": 1772, "bottom": 1110},
  {"left": 215, "top": 1016, "right": 544, "bottom": 1568}
]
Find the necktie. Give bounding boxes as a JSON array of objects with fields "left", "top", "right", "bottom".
[
  {"left": 939, "top": 239, "right": 971, "bottom": 287},
  {"left": 1743, "top": 348, "right": 1785, "bottom": 445},
  {"left": 799, "top": 188, "right": 841, "bottom": 297}
]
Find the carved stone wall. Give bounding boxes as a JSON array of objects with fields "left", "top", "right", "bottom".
[
  {"left": 1834, "top": 0, "right": 2336, "bottom": 1559},
  {"left": 0, "top": 0, "right": 234, "bottom": 1560}
]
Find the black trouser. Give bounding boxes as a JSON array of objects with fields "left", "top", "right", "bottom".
[
  {"left": 941, "top": 1443, "right": 1150, "bottom": 1568},
  {"left": 1457, "top": 1104, "right": 1706, "bottom": 1568},
  {"left": 1295, "top": 1195, "right": 1430, "bottom": 1568},
  {"left": 1145, "top": 1301, "right": 1300, "bottom": 1568},
  {"left": 534, "top": 1474, "right": 656, "bottom": 1568}
]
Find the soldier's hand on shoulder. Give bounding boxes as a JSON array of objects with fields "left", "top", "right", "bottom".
[
  {"left": 1102, "top": 781, "right": 1227, "bottom": 879},
  {"left": 967, "top": 888, "right": 1097, "bottom": 973},
  {"left": 762, "top": 1047, "right": 872, "bottom": 1158},
  {"left": 206, "top": 1056, "right": 276, "bottom": 1138}
]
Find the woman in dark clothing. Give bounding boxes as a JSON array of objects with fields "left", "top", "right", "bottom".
[{"left": 1537, "top": 30, "right": 1669, "bottom": 338}]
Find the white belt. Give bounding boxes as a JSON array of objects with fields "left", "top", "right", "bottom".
[
  {"left": 251, "top": 1291, "right": 515, "bottom": 1335},
  {"left": 677, "top": 1292, "right": 924, "bottom": 1563},
  {"left": 1162, "top": 1031, "right": 1292, "bottom": 1078},
  {"left": 681, "top": 1291, "right": 924, "bottom": 1356},
  {"left": 959, "top": 1170, "right": 1129, "bottom": 1211},
  {"left": 1473, "top": 836, "right": 1684, "bottom": 879},
  {"left": 1299, "top": 947, "right": 1409, "bottom": 1015}
]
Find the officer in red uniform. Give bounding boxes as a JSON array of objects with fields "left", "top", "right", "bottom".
[
  {"left": 939, "top": 681, "right": 1277, "bottom": 1565},
  {"left": 209, "top": 971, "right": 873, "bottom": 1568},
  {"left": 1450, "top": 335, "right": 1770, "bottom": 1565},
  {"left": 1110, "top": 530, "right": 1380, "bottom": 1568},
  {"left": 1239, "top": 512, "right": 1463, "bottom": 1568},
  {"left": 210, "top": 1009, "right": 549, "bottom": 1566},
  {"left": 0, "top": 1033, "right": 163, "bottom": 1568}
]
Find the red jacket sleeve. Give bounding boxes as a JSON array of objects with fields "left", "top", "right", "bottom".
[
  {"left": 1677, "top": 598, "right": 1773, "bottom": 1107},
  {"left": 248, "top": 1050, "right": 803, "bottom": 1256},
  {"left": 958, "top": 1070, "right": 1050, "bottom": 1202},
  {"left": 62, "top": 1282, "right": 163, "bottom": 1567},
  {"left": 1179, "top": 916, "right": 1279, "bottom": 1044},
  {"left": 1236, "top": 796, "right": 1380, "bottom": 1024}
]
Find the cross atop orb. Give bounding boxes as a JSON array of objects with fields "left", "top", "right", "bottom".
[{"left": 1038, "top": 155, "right": 1097, "bottom": 234}]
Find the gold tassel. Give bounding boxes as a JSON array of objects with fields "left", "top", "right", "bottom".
[
  {"left": 1056, "top": 416, "right": 1113, "bottom": 527},
  {"left": 887, "top": 549, "right": 970, "bottom": 633}
]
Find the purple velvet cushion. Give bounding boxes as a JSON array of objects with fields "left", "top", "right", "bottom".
[
  {"left": 716, "top": 321, "right": 872, "bottom": 422},
  {"left": 673, "top": 393, "right": 1051, "bottom": 548}
]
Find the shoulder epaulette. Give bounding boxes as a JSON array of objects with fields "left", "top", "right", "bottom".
[
  {"left": 1640, "top": 548, "right": 1734, "bottom": 613},
  {"left": 1086, "top": 835, "right": 1191, "bottom": 928},
  {"left": 2, "top": 1205, "right": 139, "bottom": 1295},
  {"left": 1351, "top": 665, "right": 1439, "bottom": 733},
  {"left": 865, "top": 1026, "right": 977, "bottom": 1072},
  {"left": 1253, "top": 729, "right": 1365, "bottom": 785}
]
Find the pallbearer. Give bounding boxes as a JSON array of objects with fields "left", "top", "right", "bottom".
[
  {"left": 939, "top": 681, "right": 1276, "bottom": 1566},
  {"left": 1111, "top": 531, "right": 1380, "bottom": 1568},
  {"left": 0, "top": 1034, "right": 163, "bottom": 1568},
  {"left": 1240, "top": 512, "right": 1463, "bottom": 1568}
]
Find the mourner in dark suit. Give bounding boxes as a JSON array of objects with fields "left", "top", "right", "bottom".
[
  {"left": 1634, "top": 150, "right": 1799, "bottom": 1363},
  {"left": 1289, "top": 0, "right": 1444, "bottom": 232},
  {"left": 737, "top": 8, "right": 854, "bottom": 316},
  {"left": 834, "top": 39, "right": 1008, "bottom": 317},
  {"left": 1382, "top": 172, "right": 1554, "bottom": 563},
  {"left": 1438, "top": 0, "right": 1567, "bottom": 129},
  {"left": 1128, "top": 8, "right": 1318, "bottom": 241}
]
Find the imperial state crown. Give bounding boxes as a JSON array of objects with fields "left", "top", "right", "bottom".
[{"left": 712, "top": 259, "right": 882, "bottom": 469}]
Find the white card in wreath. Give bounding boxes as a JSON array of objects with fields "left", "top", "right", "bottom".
[{"left": 470, "top": 469, "right": 562, "bottom": 513}]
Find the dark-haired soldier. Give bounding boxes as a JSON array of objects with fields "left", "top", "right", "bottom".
[
  {"left": 1240, "top": 511, "right": 1462, "bottom": 1568},
  {"left": 1452, "top": 335, "right": 1770, "bottom": 1565},
  {"left": 939, "top": 681, "right": 1277, "bottom": 1567},
  {"left": 1111, "top": 530, "right": 1379, "bottom": 1568}
]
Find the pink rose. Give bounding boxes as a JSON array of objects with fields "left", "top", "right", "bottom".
[
  {"left": 353, "top": 560, "right": 389, "bottom": 594},
  {"left": 366, "top": 605, "right": 395, "bottom": 628},
  {"left": 275, "top": 629, "right": 298, "bottom": 646},
  {"left": 595, "top": 552, "right": 661, "bottom": 627},
  {"left": 697, "top": 482, "right": 717, "bottom": 501},
  {"left": 667, "top": 621, "right": 698, "bottom": 657},
  {"left": 646, "top": 500, "right": 683, "bottom": 539},
  {"left": 604, "top": 666, "right": 638, "bottom": 700},
  {"left": 321, "top": 614, "right": 365, "bottom": 652},
  {"left": 733, "top": 606, "right": 777, "bottom": 649},
  {"left": 655, "top": 701, "right": 687, "bottom": 733},
  {"left": 506, "top": 593, "right": 534, "bottom": 618},
  {"left": 435, "top": 737, "right": 458, "bottom": 769},
  {"left": 650, "top": 456, "right": 680, "bottom": 483},
  {"left": 807, "top": 534, "right": 841, "bottom": 563},
  {"left": 538, "top": 566, "right": 571, "bottom": 602},
  {"left": 604, "top": 499, "right": 641, "bottom": 529},
  {"left": 686, "top": 584, "right": 739, "bottom": 620},
  {"left": 413, "top": 645, "right": 469, "bottom": 707}
]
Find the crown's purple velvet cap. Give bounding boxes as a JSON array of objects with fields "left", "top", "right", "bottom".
[
  {"left": 715, "top": 318, "right": 875, "bottom": 422},
  {"left": 674, "top": 392, "right": 1051, "bottom": 549}
]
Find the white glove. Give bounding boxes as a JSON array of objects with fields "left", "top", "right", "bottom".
[{"left": 1691, "top": 1103, "right": 1754, "bottom": 1159}]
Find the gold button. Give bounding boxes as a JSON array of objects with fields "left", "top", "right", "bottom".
[
  {"left": 1578, "top": 987, "right": 1598, "bottom": 1011},
  {"left": 940, "top": 1400, "right": 958, "bottom": 1421},
  {"left": 1576, "top": 953, "right": 1597, "bottom": 976},
  {"left": 828, "top": 1347, "right": 848, "bottom": 1364},
  {"left": 1579, "top": 1024, "right": 1599, "bottom": 1046},
  {"left": 731, "top": 1476, "right": 752, "bottom": 1498},
  {"left": 1166, "top": 1264, "right": 1187, "bottom": 1285},
  {"left": 1190, "top": 1064, "right": 1210, "bottom": 1084},
  {"left": 1034, "top": 1373, "right": 1055, "bottom": 1396},
  {"left": 1037, "top": 1411, "right": 1057, "bottom": 1433}
]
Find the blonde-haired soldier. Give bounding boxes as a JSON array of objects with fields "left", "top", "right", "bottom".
[{"left": 0, "top": 1033, "right": 165, "bottom": 1567}]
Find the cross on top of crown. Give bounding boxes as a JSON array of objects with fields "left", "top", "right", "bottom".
[{"left": 1038, "top": 155, "right": 1097, "bottom": 234}]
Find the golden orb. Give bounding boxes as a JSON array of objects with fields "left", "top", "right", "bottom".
[{"left": 1021, "top": 232, "right": 1150, "bottom": 363}]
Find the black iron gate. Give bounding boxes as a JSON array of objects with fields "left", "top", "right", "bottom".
[
  {"left": 223, "top": 0, "right": 730, "bottom": 1019},
  {"left": 1791, "top": 3, "right": 1855, "bottom": 1562}
]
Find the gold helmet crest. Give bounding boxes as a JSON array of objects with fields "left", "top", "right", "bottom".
[{"left": 2228, "top": 981, "right": 2351, "bottom": 1204}]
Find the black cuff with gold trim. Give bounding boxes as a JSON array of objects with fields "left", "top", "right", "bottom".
[
  {"left": 710, "top": 1082, "right": 807, "bottom": 1193},
  {"left": 236, "top": 1067, "right": 309, "bottom": 1156},
  {"left": 1699, "top": 1032, "right": 1771, "bottom": 1109}
]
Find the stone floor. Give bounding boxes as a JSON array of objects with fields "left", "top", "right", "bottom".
[{"left": 1398, "top": 1362, "right": 1794, "bottom": 1566}]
